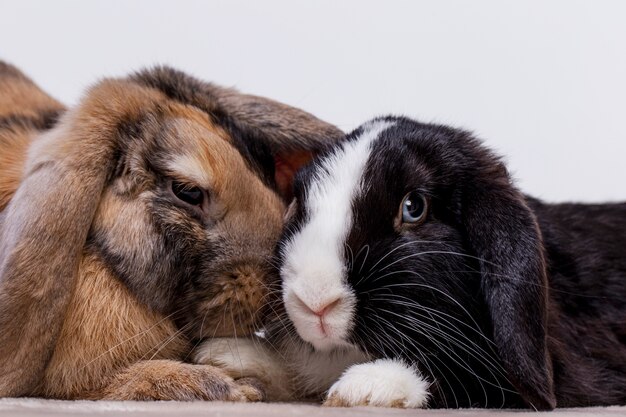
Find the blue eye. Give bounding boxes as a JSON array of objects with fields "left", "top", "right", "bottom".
[{"left": 401, "top": 191, "right": 428, "bottom": 224}]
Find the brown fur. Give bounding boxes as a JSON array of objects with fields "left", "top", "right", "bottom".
[
  {"left": 0, "top": 63, "right": 343, "bottom": 400},
  {"left": 36, "top": 251, "right": 187, "bottom": 398},
  {"left": 0, "top": 128, "right": 30, "bottom": 210},
  {"left": 0, "top": 62, "right": 64, "bottom": 210},
  {"left": 96, "top": 361, "right": 264, "bottom": 401},
  {"left": 0, "top": 61, "right": 63, "bottom": 119}
]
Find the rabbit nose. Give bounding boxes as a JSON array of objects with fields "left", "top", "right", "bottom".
[{"left": 294, "top": 294, "right": 342, "bottom": 318}]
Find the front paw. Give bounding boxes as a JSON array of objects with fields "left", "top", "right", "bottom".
[
  {"left": 324, "top": 359, "right": 429, "bottom": 408},
  {"left": 98, "top": 360, "right": 265, "bottom": 401},
  {"left": 194, "top": 337, "right": 293, "bottom": 401},
  {"left": 194, "top": 337, "right": 265, "bottom": 379}
]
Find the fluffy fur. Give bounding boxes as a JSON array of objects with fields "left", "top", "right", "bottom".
[
  {"left": 197, "top": 116, "right": 626, "bottom": 409},
  {"left": 0, "top": 62, "right": 342, "bottom": 400},
  {"left": 0, "top": 61, "right": 63, "bottom": 210},
  {"left": 325, "top": 359, "right": 430, "bottom": 408}
]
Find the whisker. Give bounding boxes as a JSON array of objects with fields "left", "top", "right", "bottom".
[
  {"left": 371, "top": 293, "right": 497, "bottom": 349},
  {"left": 363, "top": 273, "right": 486, "bottom": 337},
  {"left": 148, "top": 321, "right": 193, "bottom": 361},
  {"left": 365, "top": 239, "right": 449, "bottom": 276},
  {"left": 78, "top": 308, "right": 183, "bottom": 372},
  {"left": 363, "top": 306, "right": 462, "bottom": 408},
  {"left": 358, "top": 244, "right": 370, "bottom": 273},
  {"left": 345, "top": 243, "right": 355, "bottom": 272},
  {"left": 379, "top": 307, "right": 513, "bottom": 397}
]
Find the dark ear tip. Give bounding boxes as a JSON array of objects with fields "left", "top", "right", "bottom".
[
  {"left": 529, "top": 392, "right": 557, "bottom": 410},
  {"left": 509, "top": 353, "right": 556, "bottom": 410},
  {"left": 519, "top": 382, "right": 556, "bottom": 410},
  {"left": 529, "top": 396, "right": 557, "bottom": 411}
]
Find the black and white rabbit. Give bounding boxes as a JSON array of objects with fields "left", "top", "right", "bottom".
[{"left": 195, "top": 116, "right": 626, "bottom": 409}]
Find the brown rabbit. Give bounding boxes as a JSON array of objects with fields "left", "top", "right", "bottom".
[{"left": 0, "top": 62, "right": 342, "bottom": 400}]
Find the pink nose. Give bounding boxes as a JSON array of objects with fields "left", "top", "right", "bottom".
[{"left": 295, "top": 295, "right": 342, "bottom": 319}]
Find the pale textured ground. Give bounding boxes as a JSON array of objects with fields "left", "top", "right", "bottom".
[{"left": 0, "top": 399, "right": 625, "bottom": 417}]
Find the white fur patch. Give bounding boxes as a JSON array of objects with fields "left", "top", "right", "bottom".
[
  {"left": 193, "top": 338, "right": 293, "bottom": 401},
  {"left": 326, "top": 359, "right": 429, "bottom": 408},
  {"left": 280, "top": 120, "right": 393, "bottom": 351},
  {"left": 167, "top": 153, "right": 214, "bottom": 187}
]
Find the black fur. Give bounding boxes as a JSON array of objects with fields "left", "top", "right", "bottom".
[{"left": 281, "top": 116, "right": 626, "bottom": 409}]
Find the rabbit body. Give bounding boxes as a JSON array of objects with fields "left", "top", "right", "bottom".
[
  {"left": 0, "top": 62, "right": 341, "bottom": 400},
  {"left": 197, "top": 116, "right": 626, "bottom": 409}
]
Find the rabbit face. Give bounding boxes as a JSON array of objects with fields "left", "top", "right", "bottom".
[
  {"left": 277, "top": 116, "right": 555, "bottom": 408},
  {"left": 280, "top": 119, "right": 469, "bottom": 352},
  {"left": 90, "top": 113, "right": 284, "bottom": 339}
]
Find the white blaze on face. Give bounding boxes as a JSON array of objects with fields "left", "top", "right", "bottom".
[{"left": 280, "top": 120, "right": 393, "bottom": 351}]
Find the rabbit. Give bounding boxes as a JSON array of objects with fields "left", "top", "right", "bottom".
[
  {"left": 0, "top": 61, "right": 342, "bottom": 400},
  {"left": 195, "top": 116, "right": 626, "bottom": 410}
]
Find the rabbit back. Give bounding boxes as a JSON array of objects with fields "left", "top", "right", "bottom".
[
  {"left": 531, "top": 199, "right": 626, "bottom": 406},
  {"left": 0, "top": 61, "right": 64, "bottom": 210}
]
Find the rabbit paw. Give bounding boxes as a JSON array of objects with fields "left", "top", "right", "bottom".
[
  {"left": 98, "top": 360, "right": 265, "bottom": 401},
  {"left": 324, "top": 359, "right": 429, "bottom": 408},
  {"left": 194, "top": 337, "right": 293, "bottom": 401},
  {"left": 194, "top": 337, "right": 272, "bottom": 379}
]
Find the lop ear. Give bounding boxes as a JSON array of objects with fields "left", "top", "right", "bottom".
[
  {"left": 0, "top": 79, "right": 149, "bottom": 396},
  {"left": 130, "top": 66, "right": 343, "bottom": 200},
  {"left": 461, "top": 162, "right": 556, "bottom": 410}
]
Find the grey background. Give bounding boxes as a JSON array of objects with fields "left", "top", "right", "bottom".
[{"left": 2, "top": 0, "right": 625, "bottom": 202}]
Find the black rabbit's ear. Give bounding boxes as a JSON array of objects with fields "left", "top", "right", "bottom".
[
  {"left": 130, "top": 66, "right": 343, "bottom": 201},
  {"left": 462, "top": 163, "right": 556, "bottom": 410}
]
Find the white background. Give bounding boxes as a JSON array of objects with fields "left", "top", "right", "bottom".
[{"left": 1, "top": 0, "right": 625, "bottom": 202}]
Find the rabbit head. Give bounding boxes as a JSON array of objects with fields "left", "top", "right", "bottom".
[{"left": 276, "top": 116, "right": 555, "bottom": 409}]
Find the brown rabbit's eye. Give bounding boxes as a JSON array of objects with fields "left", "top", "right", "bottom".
[
  {"left": 172, "top": 181, "right": 205, "bottom": 207},
  {"left": 401, "top": 191, "right": 428, "bottom": 224}
]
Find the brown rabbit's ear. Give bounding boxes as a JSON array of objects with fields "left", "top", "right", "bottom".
[
  {"left": 461, "top": 162, "right": 556, "bottom": 410},
  {"left": 130, "top": 66, "right": 343, "bottom": 200},
  {"left": 0, "top": 79, "right": 151, "bottom": 396}
]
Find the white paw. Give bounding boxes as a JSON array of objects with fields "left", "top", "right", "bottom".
[
  {"left": 324, "top": 359, "right": 429, "bottom": 408},
  {"left": 193, "top": 337, "right": 267, "bottom": 379},
  {"left": 193, "top": 337, "right": 293, "bottom": 401}
]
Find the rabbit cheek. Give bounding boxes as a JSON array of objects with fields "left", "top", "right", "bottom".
[
  {"left": 174, "top": 189, "right": 283, "bottom": 339},
  {"left": 88, "top": 188, "right": 182, "bottom": 313}
]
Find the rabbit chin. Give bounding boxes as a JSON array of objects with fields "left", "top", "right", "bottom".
[
  {"left": 285, "top": 295, "right": 356, "bottom": 352},
  {"left": 292, "top": 317, "right": 354, "bottom": 352}
]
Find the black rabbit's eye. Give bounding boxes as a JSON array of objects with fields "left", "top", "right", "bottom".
[
  {"left": 172, "top": 181, "right": 205, "bottom": 207},
  {"left": 401, "top": 191, "right": 428, "bottom": 224}
]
